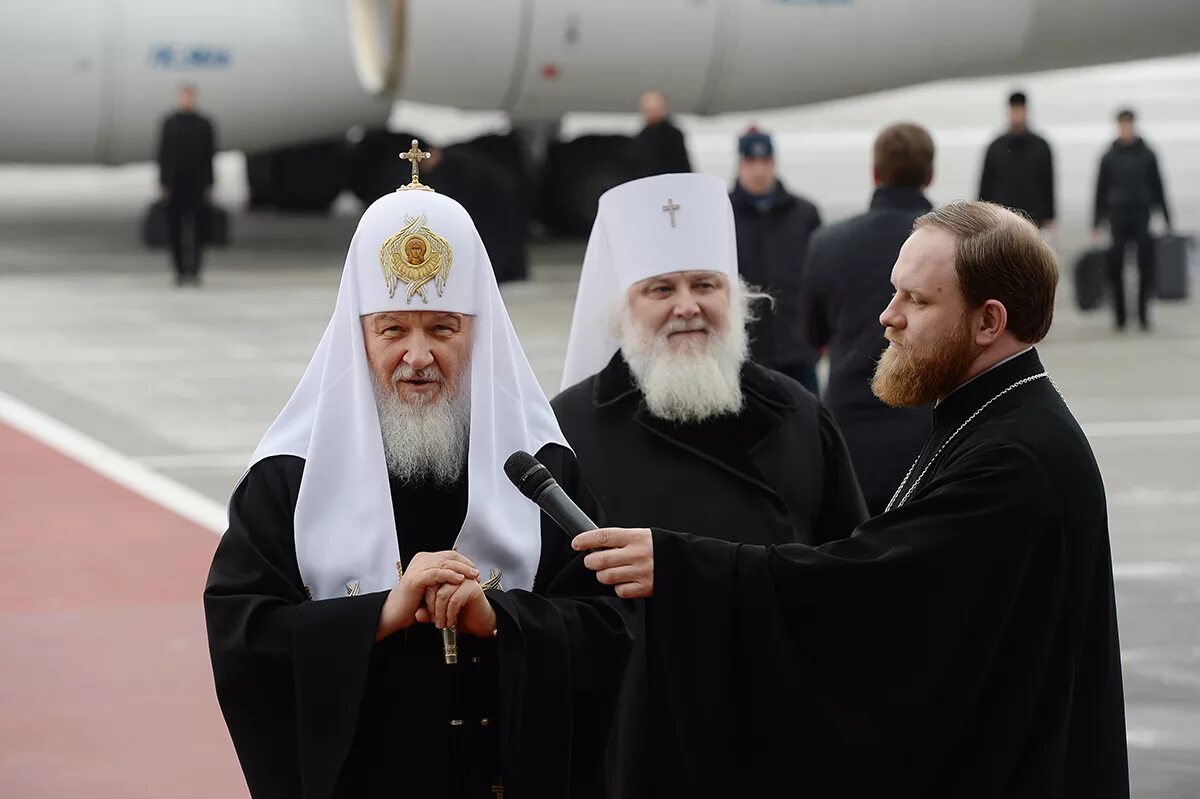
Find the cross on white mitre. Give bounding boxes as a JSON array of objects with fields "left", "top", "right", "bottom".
[{"left": 662, "top": 198, "right": 681, "bottom": 227}]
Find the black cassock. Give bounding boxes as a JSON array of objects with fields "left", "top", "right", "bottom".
[
  {"left": 552, "top": 353, "right": 867, "bottom": 798},
  {"left": 204, "top": 443, "right": 631, "bottom": 799},
  {"left": 646, "top": 349, "right": 1128, "bottom": 797}
]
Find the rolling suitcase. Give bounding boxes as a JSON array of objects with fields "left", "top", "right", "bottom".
[
  {"left": 1074, "top": 248, "right": 1107, "bottom": 311},
  {"left": 140, "top": 200, "right": 230, "bottom": 248},
  {"left": 205, "top": 203, "right": 231, "bottom": 247},
  {"left": 141, "top": 199, "right": 169, "bottom": 248},
  {"left": 1155, "top": 233, "right": 1191, "bottom": 300}
]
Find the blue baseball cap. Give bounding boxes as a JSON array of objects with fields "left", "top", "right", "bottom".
[{"left": 738, "top": 128, "right": 773, "bottom": 159}]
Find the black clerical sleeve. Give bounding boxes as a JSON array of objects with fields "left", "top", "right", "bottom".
[
  {"left": 205, "top": 456, "right": 392, "bottom": 799},
  {"left": 488, "top": 443, "right": 633, "bottom": 798},
  {"left": 204, "top": 458, "right": 307, "bottom": 798},
  {"left": 814, "top": 404, "right": 868, "bottom": 542},
  {"left": 645, "top": 440, "right": 1122, "bottom": 797}
]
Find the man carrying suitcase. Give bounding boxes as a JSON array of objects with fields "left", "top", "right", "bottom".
[
  {"left": 1093, "top": 108, "right": 1172, "bottom": 331},
  {"left": 157, "top": 84, "right": 217, "bottom": 287}
]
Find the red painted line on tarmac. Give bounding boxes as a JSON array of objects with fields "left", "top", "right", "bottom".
[{"left": 0, "top": 421, "right": 247, "bottom": 798}]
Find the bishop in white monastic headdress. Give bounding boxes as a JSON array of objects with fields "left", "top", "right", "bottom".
[
  {"left": 550, "top": 172, "right": 867, "bottom": 797},
  {"left": 204, "top": 147, "right": 631, "bottom": 797}
]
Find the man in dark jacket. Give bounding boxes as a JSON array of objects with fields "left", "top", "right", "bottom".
[
  {"left": 630, "top": 90, "right": 691, "bottom": 178},
  {"left": 730, "top": 128, "right": 822, "bottom": 391},
  {"left": 979, "top": 91, "right": 1055, "bottom": 229},
  {"left": 1094, "top": 108, "right": 1173, "bottom": 331},
  {"left": 156, "top": 84, "right": 216, "bottom": 286},
  {"left": 802, "top": 123, "right": 936, "bottom": 515}
]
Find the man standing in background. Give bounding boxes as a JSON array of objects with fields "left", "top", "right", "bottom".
[
  {"left": 803, "top": 123, "right": 936, "bottom": 515},
  {"left": 979, "top": 91, "right": 1055, "bottom": 230},
  {"left": 730, "top": 128, "right": 822, "bottom": 392},
  {"left": 1094, "top": 108, "right": 1173, "bottom": 332},
  {"left": 631, "top": 90, "right": 692, "bottom": 178},
  {"left": 157, "top": 84, "right": 216, "bottom": 287}
]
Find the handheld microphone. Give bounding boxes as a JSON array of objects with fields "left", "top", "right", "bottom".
[{"left": 504, "top": 450, "right": 599, "bottom": 536}]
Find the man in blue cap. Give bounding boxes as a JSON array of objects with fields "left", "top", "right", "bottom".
[{"left": 729, "top": 127, "right": 822, "bottom": 391}]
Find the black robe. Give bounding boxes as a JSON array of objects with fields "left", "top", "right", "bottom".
[
  {"left": 646, "top": 349, "right": 1129, "bottom": 797},
  {"left": 204, "top": 443, "right": 631, "bottom": 799},
  {"left": 552, "top": 353, "right": 867, "bottom": 798}
]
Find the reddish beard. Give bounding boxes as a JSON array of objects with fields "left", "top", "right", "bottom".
[{"left": 871, "top": 313, "right": 979, "bottom": 407}]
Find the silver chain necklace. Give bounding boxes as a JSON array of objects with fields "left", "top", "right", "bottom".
[{"left": 884, "top": 372, "right": 1050, "bottom": 512}]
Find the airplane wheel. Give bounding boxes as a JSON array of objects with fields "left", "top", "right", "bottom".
[
  {"left": 268, "top": 142, "right": 345, "bottom": 213},
  {"left": 540, "top": 135, "right": 637, "bottom": 236},
  {"left": 245, "top": 142, "right": 345, "bottom": 213},
  {"left": 245, "top": 152, "right": 275, "bottom": 209},
  {"left": 346, "top": 130, "right": 415, "bottom": 206}
]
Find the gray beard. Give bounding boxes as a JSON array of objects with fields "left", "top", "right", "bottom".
[
  {"left": 619, "top": 300, "right": 748, "bottom": 425},
  {"left": 373, "top": 370, "right": 471, "bottom": 486}
]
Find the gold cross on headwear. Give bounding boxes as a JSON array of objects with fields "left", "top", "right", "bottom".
[
  {"left": 662, "top": 198, "right": 681, "bottom": 227},
  {"left": 399, "top": 139, "right": 435, "bottom": 192}
]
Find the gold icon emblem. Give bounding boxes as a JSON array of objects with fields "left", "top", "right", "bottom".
[{"left": 379, "top": 213, "right": 453, "bottom": 302}]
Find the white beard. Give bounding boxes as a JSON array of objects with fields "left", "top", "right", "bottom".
[
  {"left": 619, "top": 292, "right": 749, "bottom": 424},
  {"left": 373, "top": 364, "right": 471, "bottom": 486}
]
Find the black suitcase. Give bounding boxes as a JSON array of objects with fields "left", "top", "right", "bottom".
[
  {"left": 1074, "top": 248, "right": 1107, "bottom": 311},
  {"left": 141, "top": 199, "right": 169, "bottom": 248},
  {"left": 205, "top": 203, "right": 230, "bottom": 247},
  {"left": 140, "top": 200, "right": 230, "bottom": 247},
  {"left": 1155, "top": 234, "right": 1191, "bottom": 300}
]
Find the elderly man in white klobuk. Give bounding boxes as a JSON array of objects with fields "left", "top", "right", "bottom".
[
  {"left": 204, "top": 158, "right": 631, "bottom": 799},
  {"left": 554, "top": 172, "right": 865, "bottom": 798}
]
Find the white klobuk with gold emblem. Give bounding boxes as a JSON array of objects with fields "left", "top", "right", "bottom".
[{"left": 246, "top": 144, "right": 567, "bottom": 601}]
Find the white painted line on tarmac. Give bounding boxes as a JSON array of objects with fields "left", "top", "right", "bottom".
[
  {"left": 135, "top": 452, "right": 251, "bottom": 470},
  {"left": 1084, "top": 419, "right": 1200, "bottom": 438},
  {"left": 1110, "top": 487, "right": 1200, "bottom": 508},
  {"left": 1112, "top": 561, "right": 1199, "bottom": 580},
  {"left": 0, "top": 389, "right": 226, "bottom": 534}
]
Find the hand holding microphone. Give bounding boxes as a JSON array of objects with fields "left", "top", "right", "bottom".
[
  {"left": 504, "top": 451, "right": 654, "bottom": 599},
  {"left": 571, "top": 527, "right": 654, "bottom": 599}
]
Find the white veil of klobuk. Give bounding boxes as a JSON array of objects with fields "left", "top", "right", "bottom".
[
  {"left": 559, "top": 172, "right": 739, "bottom": 390},
  {"left": 245, "top": 188, "right": 567, "bottom": 600}
]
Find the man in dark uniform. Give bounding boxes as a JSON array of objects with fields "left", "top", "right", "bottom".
[
  {"left": 578, "top": 201, "right": 1129, "bottom": 798},
  {"left": 630, "top": 90, "right": 692, "bottom": 178},
  {"left": 555, "top": 173, "right": 865, "bottom": 799},
  {"left": 1093, "top": 108, "right": 1173, "bottom": 331},
  {"left": 803, "top": 123, "right": 935, "bottom": 514},
  {"left": 979, "top": 91, "right": 1055, "bottom": 229},
  {"left": 730, "top": 127, "right": 823, "bottom": 392},
  {"left": 156, "top": 84, "right": 216, "bottom": 287}
]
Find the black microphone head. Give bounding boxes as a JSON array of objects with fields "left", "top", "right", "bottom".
[{"left": 504, "top": 450, "right": 555, "bottom": 501}]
